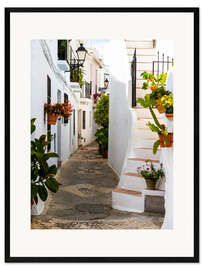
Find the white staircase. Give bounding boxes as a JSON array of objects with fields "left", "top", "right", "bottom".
[{"left": 112, "top": 40, "right": 165, "bottom": 214}]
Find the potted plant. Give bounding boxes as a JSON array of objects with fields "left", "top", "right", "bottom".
[
  {"left": 61, "top": 100, "right": 73, "bottom": 122},
  {"left": 137, "top": 161, "right": 164, "bottom": 190},
  {"left": 140, "top": 72, "right": 173, "bottom": 114},
  {"left": 70, "top": 67, "right": 85, "bottom": 88},
  {"left": 94, "top": 94, "right": 109, "bottom": 157},
  {"left": 95, "top": 127, "right": 108, "bottom": 158},
  {"left": 44, "top": 102, "right": 73, "bottom": 125},
  {"left": 137, "top": 93, "right": 173, "bottom": 154},
  {"left": 160, "top": 93, "right": 173, "bottom": 117},
  {"left": 31, "top": 119, "right": 61, "bottom": 206}
]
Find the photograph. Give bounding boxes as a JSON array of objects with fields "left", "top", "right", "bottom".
[
  {"left": 5, "top": 7, "right": 198, "bottom": 262},
  {"left": 30, "top": 39, "right": 174, "bottom": 230}
]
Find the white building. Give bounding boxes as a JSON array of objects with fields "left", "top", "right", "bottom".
[
  {"left": 103, "top": 40, "right": 174, "bottom": 227},
  {"left": 31, "top": 39, "right": 106, "bottom": 215}
]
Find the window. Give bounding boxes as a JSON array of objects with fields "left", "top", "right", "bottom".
[
  {"left": 58, "top": 40, "right": 67, "bottom": 60},
  {"left": 64, "top": 93, "right": 69, "bottom": 124},
  {"left": 47, "top": 75, "right": 51, "bottom": 151},
  {"left": 83, "top": 111, "right": 86, "bottom": 129}
]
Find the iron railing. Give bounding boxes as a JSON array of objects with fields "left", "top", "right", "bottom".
[
  {"left": 131, "top": 49, "right": 137, "bottom": 107},
  {"left": 152, "top": 52, "right": 174, "bottom": 76}
]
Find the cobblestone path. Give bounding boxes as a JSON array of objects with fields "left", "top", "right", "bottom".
[{"left": 31, "top": 141, "right": 164, "bottom": 229}]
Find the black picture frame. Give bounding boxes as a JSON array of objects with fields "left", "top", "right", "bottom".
[{"left": 5, "top": 7, "right": 199, "bottom": 263}]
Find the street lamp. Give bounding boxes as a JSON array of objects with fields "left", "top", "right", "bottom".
[
  {"left": 104, "top": 78, "right": 109, "bottom": 89},
  {"left": 76, "top": 43, "right": 88, "bottom": 67}
]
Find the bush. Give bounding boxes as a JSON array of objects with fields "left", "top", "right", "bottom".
[{"left": 93, "top": 94, "right": 109, "bottom": 128}]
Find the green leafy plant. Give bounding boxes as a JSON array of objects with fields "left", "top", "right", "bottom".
[
  {"left": 70, "top": 68, "right": 85, "bottom": 88},
  {"left": 137, "top": 72, "right": 174, "bottom": 154},
  {"left": 95, "top": 127, "right": 108, "bottom": 151},
  {"left": 141, "top": 71, "right": 167, "bottom": 91},
  {"left": 137, "top": 161, "right": 164, "bottom": 181},
  {"left": 160, "top": 93, "right": 173, "bottom": 109},
  {"left": 31, "top": 119, "right": 61, "bottom": 205},
  {"left": 94, "top": 94, "right": 109, "bottom": 128},
  {"left": 137, "top": 94, "right": 169, "bottom": 154}
]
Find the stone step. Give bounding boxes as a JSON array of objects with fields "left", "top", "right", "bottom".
[
  {"left": 128, "top": 157, "right": 160, "bottom": 163},
  {"left": 133, "top": 138, "right": 159, "bottom": 149},
  {"left": 112, "top": 187, "right": 165, "bottom": 214},
  {"left": 112, "top": 188, "right": 145, "bottom": 213},
  {"left": 127, "top": 48, "right": 156, "bottom": 55},
  {"left": 133, "top": 108, "right": 163, "bottom": 119},
  {"left": 136, "top": 118, "right": 164, "bottom": 129},
  {"left": 113, "top": 187, "right": 142, "bottom": 197},
  {"left": 118, "top": 174, "right": 146, "bottom": 191},
  {"left": 127, "top": 147, "right": 160, "bottom": 160}
]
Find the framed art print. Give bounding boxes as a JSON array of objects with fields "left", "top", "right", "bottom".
[{"left": 5, "top": 7, "right": 199, "bottom": 262}]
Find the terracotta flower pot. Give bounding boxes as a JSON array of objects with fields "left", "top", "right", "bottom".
[
  {"left": 145, "top": 179, "right": 156, "bottom": 190},
  {"left": 103, "top": 150, "right": 108, "bottom": 159},
  {"left": 48, "top": 113, "right": 58, "bottom": 125},
  {"left": 165, "top": 113, "right": 173, "bottom": 118},
  {"left": 158, "top": 133, "right": 173, "bottom": 147},
  {"left": 156, "top": 99, "right": 166, "bottom": 114}
]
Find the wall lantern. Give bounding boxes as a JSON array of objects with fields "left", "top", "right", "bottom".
[
  {"left": 68, "top": 43, "right": 88, "bottom": 71},
  {"left": 104, "top": 78, "right": 109, "bottom": 89},
  {"left": 76, "top": 43, "right": 88, "bottom": 67}
]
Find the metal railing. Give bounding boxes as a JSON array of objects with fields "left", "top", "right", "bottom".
[
  {"left": 152, "top": 52, "right": 174, "bottom": 76},
  {"left": 131, "top": 49, "right": 137, "bottom": 107}
]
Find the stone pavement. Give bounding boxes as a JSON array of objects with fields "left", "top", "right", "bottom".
[{"left": 31, "top": 141, "right": 164, "bottom": 229}]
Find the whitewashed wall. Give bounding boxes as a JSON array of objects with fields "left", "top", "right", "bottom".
[
  {"left": 31, "top": 40, "right": 80, "bottom": 215},
  {"left": 104, "top": 40, "right": 131, "bottom": 175}
]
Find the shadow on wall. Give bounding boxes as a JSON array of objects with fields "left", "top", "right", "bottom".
[{"left": 108, "top": 75, "right": 131, "bottom": 175}]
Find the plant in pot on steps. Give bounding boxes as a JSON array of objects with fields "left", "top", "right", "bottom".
[
  {"left": 137, "top": 93, "right": 173, "bottom": 154},
  {"left": 31, "top": 118, "right": 61, "bottom": 207},
  {"left": 140, "top": 71, "right": 173, "bottom": 114},
  {"left": 137, "top": 161, "right": 164, "bottom": 190}
]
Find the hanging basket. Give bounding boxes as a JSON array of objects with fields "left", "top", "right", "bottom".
[
  {"left": 145, "top": 178, "right": 156, "bottom": 190},
  {"left": 48, "top": 113, "right": 58, "bottom": 125},
  {"left": 158, "top": 133, "right": 173, "bottom": 147}
]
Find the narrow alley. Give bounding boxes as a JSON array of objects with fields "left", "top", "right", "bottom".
[{"left": 31, "top": 141, "right": 164, "bottom": 229}]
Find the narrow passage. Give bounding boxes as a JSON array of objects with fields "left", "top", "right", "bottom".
[{"left": 32, "top": 141, "right": 164, "bottom": 229}]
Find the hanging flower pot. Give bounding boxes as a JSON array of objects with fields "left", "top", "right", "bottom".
[
  {"left": 158, "top": 133, "right": 173, "bottom": 147},
  {"left": 48, "top": 113, "right": 58, "bottom": 125},
  {"left": 156, "top": 99, "right": 166, "bottom": 114}
]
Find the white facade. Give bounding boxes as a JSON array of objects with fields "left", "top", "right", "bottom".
[
  {"left": 31, "top": 40, "right": 80, "bottom": 215},
  {"left": 104, "top": 40, "right": 173, "bottom": 221},
  {"left": 31, "top": 40, "right": 79, "bottom": 165}
]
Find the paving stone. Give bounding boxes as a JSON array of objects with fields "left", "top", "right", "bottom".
[{"left": 31, "top": 141, "right": 164, "bottom": 229}]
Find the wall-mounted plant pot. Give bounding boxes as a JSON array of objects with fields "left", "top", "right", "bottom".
[
  {"left": 48, "top": 113, "right": 58, "bottom": 125},
  {"left": 158, "top": 133, "right": 173, "bottom": 147},
  {"left": 145, "top": 178, "right": 156, "bottom": 190}
]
